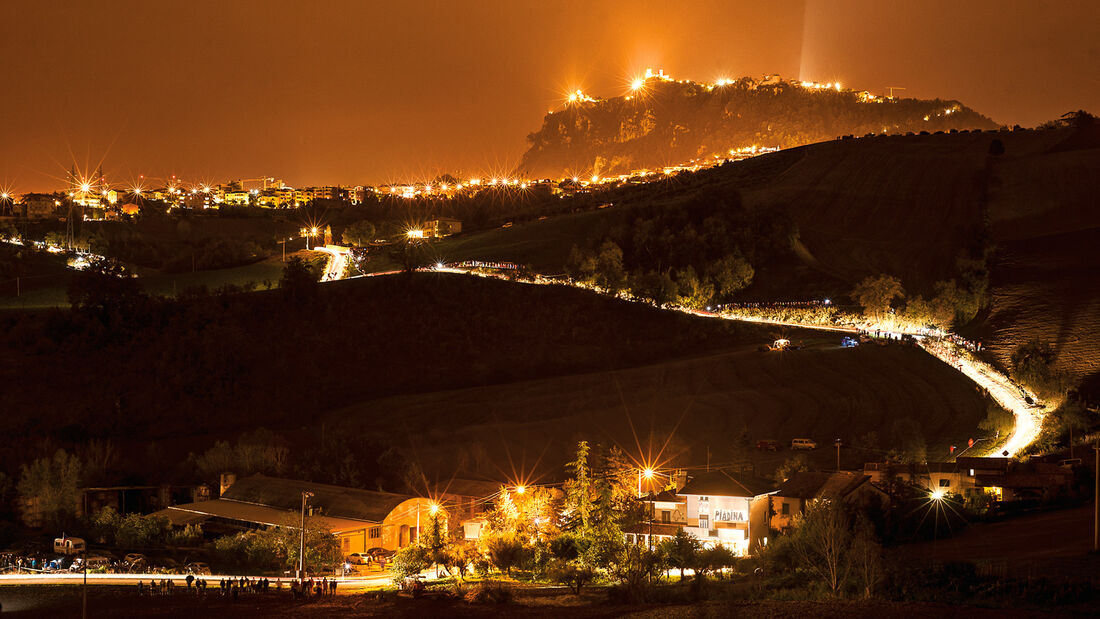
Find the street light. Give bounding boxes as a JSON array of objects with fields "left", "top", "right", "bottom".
[
  {"left": 637, "top": 467, "right": 654, "bottom": 498},
  {"left": 514, "top": 485, "right": 526, "bottom": 495},
  {"left": 638, "top": 467, "right": 658, "bottom": 553},
  {"left": 298, "top": 491, "right": 314, "bottom": 579}
]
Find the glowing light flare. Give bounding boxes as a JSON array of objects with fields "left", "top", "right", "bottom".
[
  {"left": 515, "top": 485, "right": 526, "bottom": 495},
  {"left": 630, "top": 78, "right": 644, "bottom": 91},
  {"left": 428, "top": 504, "right": 440, "bottom": 516},
  {"left": 930, "top": 488, "right": 945, "bottom": 501},
  {"left": 643, "top": 468, "right": 655, "bottom": 480}
]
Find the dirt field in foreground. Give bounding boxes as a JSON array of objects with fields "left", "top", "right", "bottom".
[{"left": 0, "top": 586, "right": 1065, "bottom": 618}]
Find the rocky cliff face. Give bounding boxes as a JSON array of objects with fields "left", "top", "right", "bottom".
[{"left": 516, "top": 77, "right": 996, "bottom": 179}]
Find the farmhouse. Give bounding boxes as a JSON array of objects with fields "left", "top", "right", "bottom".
[{"left": 153, "top": 474, "right": 494, "bottom": 556}]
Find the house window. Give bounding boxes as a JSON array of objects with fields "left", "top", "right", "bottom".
[
  {"left": 625, "top": 534, "right": 635, "bottom": 544},
  {"left": 661, "top": 510, "right": 671, "bottom": 524},
  {"left": 939, "top": 479, "right": 950, "bottom": 487},
  {"left": 699, "top": 515, "right": 709, "bottom": 529},
  {"left": 781, "top": 503, "right": 790, "bottom": 516},
  {"left": 341, "top": 537, "right": 350, "bottom": 552},
  {"left": 369, "top": 527, "right": 381, "bottom": 539}
]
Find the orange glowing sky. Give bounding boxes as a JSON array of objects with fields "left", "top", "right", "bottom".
[{"left": 0, "top": 0, "right": 1096, "bottom": 192}]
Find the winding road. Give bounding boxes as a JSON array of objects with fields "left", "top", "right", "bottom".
[{"left": 322, "top": 260, "right": 1047, "bottom": 456}]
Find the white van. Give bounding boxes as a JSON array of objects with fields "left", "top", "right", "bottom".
[
  {"left": 53, "top": 536, "right": 86, "bottom": 556},
  {"left": 791, "top": 438, "right": 817, "bottom": 450}
]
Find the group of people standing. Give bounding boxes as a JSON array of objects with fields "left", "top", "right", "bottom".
[
  {"left": 136, "top": 575, "right": 341, "bottom": 600},
  {"left": 291, "top": 577, "right": 338, "bottom": 598},
  {"left": 137, "top": 577, "right": 209, "bottom": 595}
]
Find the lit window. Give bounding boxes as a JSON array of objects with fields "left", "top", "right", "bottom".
[{"left": 369, "top": 527, "right": 381, "bottom": 538}]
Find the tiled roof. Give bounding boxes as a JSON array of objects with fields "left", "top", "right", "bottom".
[
  {"left": 678, "top": 470, "right": 774, "bottom": 498},
  {"left": 221, "top": 474, "right": 413, "bottom": 522}
]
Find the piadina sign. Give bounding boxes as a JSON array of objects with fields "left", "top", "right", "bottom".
[{"left": 714, "top": 509, "right": 746, "bottom": 522}]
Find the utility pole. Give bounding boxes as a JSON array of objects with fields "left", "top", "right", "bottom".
[
  {"left": 835, "top": 439, "right": 842, "bottom": 471},
  {"left": 82, "top": 546, "right": 88, "bottom": 619},
  {"left": 1094, "top": 443, "right": 1098, "bottom": 552},
  {"left": 298, "top": 491, "right": 313, "bottom": 579}
]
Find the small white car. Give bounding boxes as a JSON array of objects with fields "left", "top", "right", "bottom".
[{"left": 791, "top": 438, "right": 818, "bottom": 450}]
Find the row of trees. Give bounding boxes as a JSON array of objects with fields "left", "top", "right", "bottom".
[
  {"left": 852, "top": 266, "right": 988, "bottom": 332},
  {"left": 566, "top": 188, "right": 771, "bottom": 308}
]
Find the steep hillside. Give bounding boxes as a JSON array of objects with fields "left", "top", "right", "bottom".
[
  {"left": 517, "top": 76, "right": 995, "bottom": 179},
  {"left": 329, "top": 334, "right": 989, "bottom": 479},
  {"left": 438, "top": 125, "right": 1100, "bottom": 388}
]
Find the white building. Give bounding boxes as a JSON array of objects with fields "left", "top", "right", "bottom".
[{"left": 674, "top": 470, "right": 775, "bottom": 556}]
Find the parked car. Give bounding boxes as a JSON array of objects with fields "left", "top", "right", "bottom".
[
  {"left": 841, "top": 337, "right": 859, "bottom": 348},
  {"left": 791, "top": 438, "right": 817, "bottom": 450},
  {"left": 47, "top": 556, "right": 74, "bottom": 571},
  {"left": 368, "top": 548, "right": 394, "bottom": 559},
  {"left": 756, "top": 439, "right": 783, "bottom": 451},
  {"left": 184, "top": 562, "right": 211, "bottom": 575},
  {"left": 71, "top": 555, "right": 112, "bottom": 571},
  {"left": 347, "top": 553, "right": 368, "bottom": 565},
  {"left": 124, "top": 553, "right": 148, "bottom": 572}
]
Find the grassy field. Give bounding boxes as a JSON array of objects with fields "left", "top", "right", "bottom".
[
  {"left": 0, "top": 585, "right": 1048, "bottom": 618},
  {"left": 0, "top": 255, "right": 301, "bottom": 310},
  {"left": 328, "top": 326, "right": 989, "bottom": 481},
  {"left": 428, "top": 209, "right": 615, "bottom": 273}
]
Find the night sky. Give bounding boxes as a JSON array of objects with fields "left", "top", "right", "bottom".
[{"left": 1, "top": 0, "right": 1097, "bottom": 192}]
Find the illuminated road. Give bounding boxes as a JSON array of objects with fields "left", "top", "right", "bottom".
[
  {"left": 915, "top": 338, "right": 1046, "bottom": 457},
  {"left": 315, "top": 246, "right": 350, "bottom": 282},
  {"left": 0, "top": 570, "right": 395, "bottom": 592}
]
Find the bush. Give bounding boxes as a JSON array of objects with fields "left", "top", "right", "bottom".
[
  {"left": 484, "top": 532, "right": 528, "bottom": 576},
  {"left": 547, "top": 560, "right": 593, "bottom": 595},
  {"left": 466, "top": 582, "right": 513, "bottom": 604},
  {"left": 390, "top": 544, "right": 431, "bottom": 585}
]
